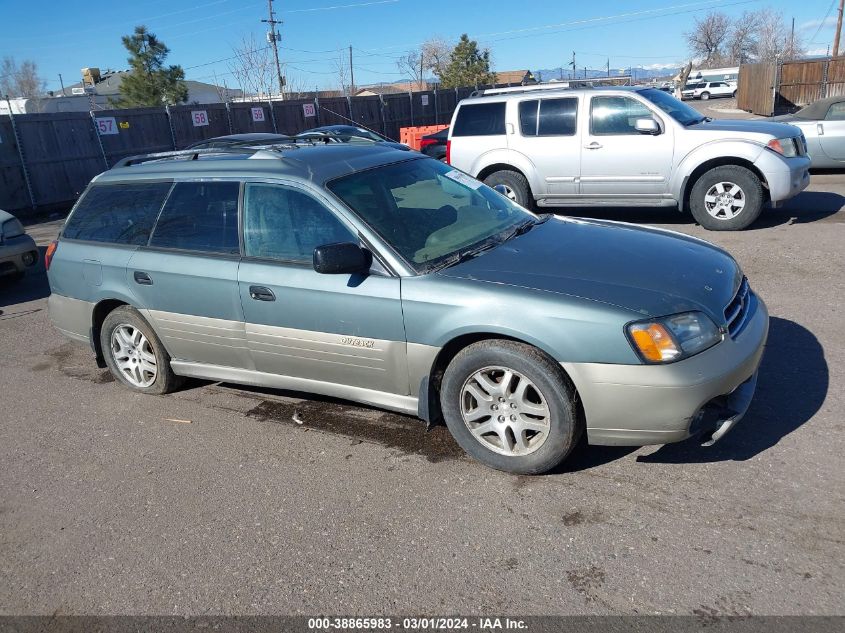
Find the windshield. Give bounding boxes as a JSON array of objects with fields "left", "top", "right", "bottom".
[
  {"left": 328, "top": 158, "right": 535, "bottom": 271},
  {"left": 640, "top": 88, "right": 705, "bottom": 125}
]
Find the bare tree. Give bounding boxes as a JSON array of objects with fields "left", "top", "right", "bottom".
[
  {"left": 397, "top": 50, "right": 425, "bottom": 90},
  {"left": 333, "top": 53, "right": 351, "bottom": 96},
  {"left": 726, "top": 10, "right": 762, "bottom": 64},
  {"left": 421, "top": 37, "right": 452, "bottom": 81},
  {"left": 755, "top": 9, "right": 803, "bottom": 61},
  {"left": 228, "top": 34, "right": 275, "bottom": 99},
  {"left": 1, "top": 56, "right": 46, "bottom": 100},
  {"left": 685, "top": 12, "right": 730, "bottom": 65},
  {"left": 283, "top": 71, "right": 310, "bottom": 100}
]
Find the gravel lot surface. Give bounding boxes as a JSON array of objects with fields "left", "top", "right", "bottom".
[{"left": 1, "top": 158, "right": 843, "bottom": 618}]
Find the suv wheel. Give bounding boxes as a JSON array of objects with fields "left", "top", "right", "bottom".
[
  {"left": 700, "top": 91, "right": 710, "bottom": 100},
  {"left": 440, "top": 340, "right": 580, "bottom": 474},
  {"left": 732, "top": 90, "right": 737, "bottom": 98},
  {"left": 689, "top": 165, "right": 763, "bottom": 231},
  {"left": 101, "top": 306, "right": 181, "bottom": 394},
  {"left": 482, "top": 170, "right": 533, "bottom": 209}
]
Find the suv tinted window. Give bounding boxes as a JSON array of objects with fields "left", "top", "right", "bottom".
[
  {"left": 452, "top": 102, "right": 506, "bottom": 136},
  {"left": 590, "top": 96, "right": 655, "bottom": 135},
  {"left": 63, "top": 182, "right": 171, "bottom": 245},
  {"left": 243, "top": 183, "right": 355, "bottom": 262},
  {"left": 827, "top": 102, "right": 845, "bottom": 120},
  {"left": 149, "top": 181, "right": 240, "bottom": 254},
  {"left": 518, "top": 98, "right": 577, "bottom": 136}
]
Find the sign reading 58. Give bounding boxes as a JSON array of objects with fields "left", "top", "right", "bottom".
[{"left": 191, "top": 110, "right": 209, "bottom": 127}]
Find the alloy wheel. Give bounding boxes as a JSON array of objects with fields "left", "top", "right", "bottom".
[
  {"left": 110, "top": 324, "right": 157, "bottom": 388},
  {"left": 704, "top": 181, "right": 746, "bottom": 220},
  {"left": 460, "top": 366, "right": 551, "bottom": 456}
]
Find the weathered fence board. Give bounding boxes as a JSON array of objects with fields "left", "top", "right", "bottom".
[
  {"left": 94, "top": 107, "right": 174, "bottom": 167},
  {"left": 0, "top": 116, "right": 30, "bottom": 210},
  {"left": 271, "top": 99, "right": 315, "bottom": 135},
  {"left": 229, "top": 102, "right": 275, "bottom": 134},
  {"left": 349, "top": 96, "right": 385, "bottom": 136},
  {"left": 169, "top": 103, "right": 231, "bottom": 148}
]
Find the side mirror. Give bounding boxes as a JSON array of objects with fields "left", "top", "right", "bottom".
[
  {"left": 313, "top": 242, "right": 370, "bottom": 275},
  {"left": 635, "top": 118, "right": 660, "bottom": 135}
]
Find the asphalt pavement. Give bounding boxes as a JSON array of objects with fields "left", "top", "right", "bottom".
[{"left": 1, "top": 174, "right": 843, "bottom": 618}]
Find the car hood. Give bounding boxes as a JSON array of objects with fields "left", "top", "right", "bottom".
[
  {"left": 436, "top": 217, "right": 742, "bottom": 323},
  {"left": 687, "top": 119, "right": 801, "bottom": 138}
]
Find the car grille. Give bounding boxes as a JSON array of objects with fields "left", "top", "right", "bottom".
[{"left": 724, "top": 277, "right": 751, "bottom": 338}]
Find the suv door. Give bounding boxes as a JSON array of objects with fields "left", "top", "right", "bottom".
[
  {"left": 579, "top": 94, "right": 674, "bottom": 199},
  {"left": 127, "top": 180, "right": 251, "bottom": 369},
  {"left": 511, "top": 97, "right": 580, "bottom": 196},
  {"left": 238, "top": 181, "right": 409, "bottom": 397}
]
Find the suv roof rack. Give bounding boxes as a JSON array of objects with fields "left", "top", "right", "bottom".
[
  {"left": 114, "top": 147, "right": 275, "bottom": 168},
  {"left": 470, "top": 82, "right": 594, "bottom": 98}
]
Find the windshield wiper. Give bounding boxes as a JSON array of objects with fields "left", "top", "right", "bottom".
[
  {"left": 428, "top": 240, "right": 502, "bottom": 272},
  {"left": 498, "top": 214, "right": 552, "bottom": 243}
]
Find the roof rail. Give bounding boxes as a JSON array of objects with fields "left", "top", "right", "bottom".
[
  {"left": 469, "top": 83, "right": 593, "bottom": 98},
  {"left": 114, "top": 147, "right": 267, "bottom": 168}
]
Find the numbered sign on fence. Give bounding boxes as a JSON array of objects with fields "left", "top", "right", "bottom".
[
  {"left": 302, "top": 103, "right": 316, "bottom": 118},
  {"left": 421, "top": 94, "right": 429, "bottom": 106},
  {"left": 251, "top": 107, "right": 265, "bottom": 122},
  {"left": 191, "top": 110, "right": 209, "bottom": 127},
  {"left": 95, "top": 117, "right": 118, "bottom": 135}
]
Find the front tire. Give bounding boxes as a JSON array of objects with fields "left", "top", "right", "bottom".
[
  {"left": 100, "top": 306, "right": 181, "bottom": 395},
  {"left": 440, "top": 340, "right": 581, "bottom": 474},
  {"left": 482, "top": 170, "right": 534, "bottom": 209},
  {"left": 689, "top": 165, "right": 763, "bottom": 231}
]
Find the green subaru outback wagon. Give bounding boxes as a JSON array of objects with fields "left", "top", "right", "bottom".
[{"left": 46, "top": 141, "right": 768, "bottom": 474}]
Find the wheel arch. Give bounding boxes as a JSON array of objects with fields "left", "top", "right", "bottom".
[
  {"left": 679, "top": 156, "right": 769, "bottom": 213},
  {"left": 417, "top": 332, "right": 583, "bottom": 430}
]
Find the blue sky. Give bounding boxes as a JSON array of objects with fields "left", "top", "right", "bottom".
[{"left": 0, "top": 0, "right": 837, "bottom": 93}]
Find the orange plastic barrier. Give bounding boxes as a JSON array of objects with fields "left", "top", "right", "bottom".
[{"left": 400, "top": 124, "right": 448, "bottom": 150}]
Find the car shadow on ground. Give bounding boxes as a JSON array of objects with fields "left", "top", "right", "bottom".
[
  {"left": 637, "top": 316, "right": 827, "bottom": 464},
  {"left": 554, "top": 190, "right": 844, "bottom": 229},
  {"left": 0, "top": 246, "right": 49, "bottom": 310}
]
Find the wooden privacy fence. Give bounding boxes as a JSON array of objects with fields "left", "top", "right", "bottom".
[
  {"left": 738, "top": 58, "right": 845, "bottom": 116},
  {"left": 0, "top": 85, "right": 497, "bottom": 214}
]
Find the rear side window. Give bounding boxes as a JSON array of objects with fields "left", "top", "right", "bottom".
[
  {"left": 827, "top": 102, "right": 845, "bottom": 120},
  {"left": 452, "top": 102, "right": 506, "bottom": 136},
  {"left": 62, "top": 182, "right": 171, "bottom": 245},
  {"left": 520, "top": 98, "right": 578, "bottom": 136},
  {"left": 149, "top": 181, "right": 240, "bottom": 254}
]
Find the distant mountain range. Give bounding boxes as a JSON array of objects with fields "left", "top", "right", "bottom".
[{"left": 533, "top": 66, "right": 679, "bottom": 82}]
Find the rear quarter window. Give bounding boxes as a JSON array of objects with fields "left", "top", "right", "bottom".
[
  {"left": 62, "top": 182, "right": 172, "bottom": 245},
  {"left": 452, "top": 102, "right": 506, "bottom": 136}
]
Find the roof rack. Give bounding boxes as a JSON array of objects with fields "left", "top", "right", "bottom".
[
  {"left": 114, "top": 147, "right": 268, "bottom": 168},
  {"left": 470, "top": 82, "right": 594, "bottom": 98}
]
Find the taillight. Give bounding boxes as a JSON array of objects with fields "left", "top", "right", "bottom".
[
  {"left": 45, "top": 240, "right": 58, "bottom": 271},
  {"left": 445, "top": 140, "right": 451, "bottom": 164},
  {"left": 419, "top": 138, "right": 436, "bottom": 149}
]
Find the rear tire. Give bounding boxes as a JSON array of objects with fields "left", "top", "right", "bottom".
[
  {"left": 440, "top": 340, "right": 581, "bottom": 474},
  {"left": 482, "top": 170, "right": 534, "bottom": 210},
  {"left": 700, "top": 91, "right": 710, "bottom": 100},
  {"left": 689, "top": 165, "right": 763, "bottom": 231},
  {"left": 100, "top": 306, "right": 181, "bottom": 395}
]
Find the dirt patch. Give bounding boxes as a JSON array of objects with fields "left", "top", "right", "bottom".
[
  {"left": 562, "top": 509, "right": 605, "bottom": 526},
  {"left": 46, "top": 343, "right": 113, "bottom": 384},
  {"left": 566, "top": 566, "right": 606, "bottom": 602},
  {"left": 245, "top": 399, "right": 464, "bottom": 463}
]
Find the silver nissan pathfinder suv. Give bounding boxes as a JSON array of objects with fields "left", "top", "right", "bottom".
[
  {"left": 447, "top": 85, "right": 810, "bottom": 230},
  {"left": 47, "top": 141, "right": 769, "bottom": 474}
]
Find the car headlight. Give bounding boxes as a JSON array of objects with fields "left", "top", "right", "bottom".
[
  {"left": 767, "top": 137, "right": 798, "bottom": 158},
  {"left": 1, "top": 217, "right": 25, "bottom": 240},
  {"left": 627, "top": 311, "right": 722, "bottom": 364}
]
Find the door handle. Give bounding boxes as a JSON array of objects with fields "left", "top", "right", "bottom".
[
  {"left": 817, "top": 123, "right": 824, "bottom": 136},
  {"left": 249, "top": 286, "right": 276, "bottom": 301},
  {"left": 584, "top": 142, "right": 603, "bottom": 150},
  {"left": 133, "top": 271, "right": 153, "bottom": 285}
]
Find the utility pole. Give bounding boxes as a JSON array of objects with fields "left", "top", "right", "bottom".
[
  {"left": 349, "top": 45, "right": 355, "bottom": 95},
  {"left": 262, "top": 0, "right": 285, "bottom": 99},
  {"left": 606, "top": 59, "right": 610, "bottom": 78},
  {"left": 58, "top": 73, "right": 66, "bottom": 96},
  {"left": 834, "top": 0, "right": 844, "bottom": 57},
  {"left": 569, "top": 51, "right": 576, "bottom": 80},
  {"left": 419, "top": 51, "right": 425, "bottom": 91}
]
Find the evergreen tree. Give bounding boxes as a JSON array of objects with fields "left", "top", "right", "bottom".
[
  {"left": 437, "top": 34, "right": 496, "bottom": 88},
  {"left": 112, "top": 26, "right": 188, "bottom": 108}
]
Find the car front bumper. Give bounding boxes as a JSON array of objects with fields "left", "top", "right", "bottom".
[
  {"left": 0, "top": 234, "right": 38, "bottom": 277},
  {"left": 563, "top": 294, "right": 769, "bottom": 447},
  {"left": 758, "top": 152, "right": 811, "bottom": 204}
]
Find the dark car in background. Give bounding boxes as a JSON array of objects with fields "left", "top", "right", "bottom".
[
  {"left": 186, "top": 133, "right": 289, "bottom": 150},
  {"left": 420, "top": 127, "right": 449, "bottom": 161},
  {"left": 299, "top": 124, "right": 393, "bottom": 142}
]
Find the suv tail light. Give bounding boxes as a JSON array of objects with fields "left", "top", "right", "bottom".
[
  {"left": 419, "top": 138, "right": 436, "bottom": 150},
  {"left": 445, "top": 140, "right": 451, "bottom": 164},
  {"left": 45, "top": 240, "right": 58, "bottom": 271}
]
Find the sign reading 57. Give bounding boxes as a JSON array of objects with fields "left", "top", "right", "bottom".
[{"left": 95, "top": 117, "right": 118, "bottom": 135}]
